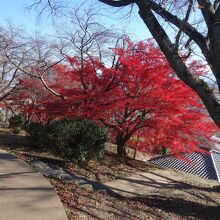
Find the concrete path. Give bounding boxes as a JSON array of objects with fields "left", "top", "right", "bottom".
[
  {"left": 0, "top": 149, "right": 67, "bottom": 220},
  {"left": 104, "top": 169, "right": 219, "bottom": 198}
]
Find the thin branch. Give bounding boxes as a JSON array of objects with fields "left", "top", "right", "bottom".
[
  {"left": 40, "top": 57, "right": 65, "bottom": 77},
  {"left": 5, "top": 52, "right": 63, "bottom": 98},
  {"left": 174, "top": 0, "right": 193, "bottom": 50},
  {"left": 144, "top": 0, "right": 211, "bottom": 64},
  {"left": 39, "top": 75, "right": 63, "bottom": 98}
]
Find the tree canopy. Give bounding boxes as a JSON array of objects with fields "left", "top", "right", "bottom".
[
  {"left": 6, "top": 38, "right": 218, "bottom": 156},
  {"left": 97, "top": 0, "right": 220, "bottom": 128}
]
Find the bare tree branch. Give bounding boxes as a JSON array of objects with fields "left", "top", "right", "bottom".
[{"left": 98, "top": 0, "right": 134, "bottom": 7}]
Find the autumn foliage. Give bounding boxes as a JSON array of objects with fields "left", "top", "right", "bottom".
[{"left": 5, "top": 39, "right": 218, "bottom": 156}]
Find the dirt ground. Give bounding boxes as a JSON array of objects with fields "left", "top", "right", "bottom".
[
  {"left": 51, "top": 177, "right": 220, "bottom": 220},
  {"left": 0, "top": 128, "right": 220, "bottom": 220}
]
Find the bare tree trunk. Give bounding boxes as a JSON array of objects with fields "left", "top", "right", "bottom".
[
  {"left": 133, "top": 148, "right": 137, "bottom": 159},
  {"left": 115, "top": 134, "right": 127, "bottom": 157}
]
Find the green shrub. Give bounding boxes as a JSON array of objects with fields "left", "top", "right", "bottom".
[
  {"left": 47, "top": 118, "right": 107, "bottom": 167},
  {"left": 26, "top": 122, "right": 45, "bottom": 147},
  {"left": 12, "top": 127, "right": 21, "bottom": 134},
  {"left": 9, "top": 115, "right": 24, "bottom": 128},
  {"left": 9, "top": 115, "right": 26, "bottom": 133}
]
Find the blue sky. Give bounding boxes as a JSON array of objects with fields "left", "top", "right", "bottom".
[
  {"left": 0, "top": 0, "right": 54, "bottom": 35},
  {"left": 0, "top": 0, "right": 150, "bottom": 39}
]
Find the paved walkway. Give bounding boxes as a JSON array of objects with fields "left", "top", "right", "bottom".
[
  {"left": 104, "top": 169, "right": 219, "bottom": 198},
  {"left": 0, "top": 149, "right": 67, "bottom": 220}
]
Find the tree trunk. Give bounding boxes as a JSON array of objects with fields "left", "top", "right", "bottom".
[
  {"left": 210, "top": 10, "right": 220, "bottom": 88},
  {"left": 115, "top": 134, "right": 127, "bottom": 157},
  {"left": 136, "top": 1, "right": 220, "bottom": 128},
  {"left": 133, "top": 148, "right": 137, "bottom": 159}
]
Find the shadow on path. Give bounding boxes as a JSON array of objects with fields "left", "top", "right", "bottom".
[{"left": 133, "top": 195, "right": 220, "bottom": 220}]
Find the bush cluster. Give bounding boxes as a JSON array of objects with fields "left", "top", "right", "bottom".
[
  {"left": 26, "top": 122, "right": 45, "bottom": 147},
  {"left": 9, "top": 115, "right": 26, "bottom": 134},
  {"left": 26, "top": 118, "right": 107, "bottom": 166},
  {"left": 47, "top": 118, "right": 107, "bottom": 166}
]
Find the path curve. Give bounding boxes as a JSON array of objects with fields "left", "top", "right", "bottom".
[
  {"left": 104, "top": 169, "right": 219, "bottom": 198},
  {"left": 0, "top": 149, "right": 67, "bottom": 220}
]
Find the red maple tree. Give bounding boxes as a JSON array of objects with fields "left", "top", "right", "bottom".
[
  {"left": 6, "top": 39, "right": 218, "bottom": 157},
  {"left": 4, "top": 64, "right": 70, "bottom": 123},
  {"left": 51, "top": 39, "right": 217, "bottom": 156}
]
